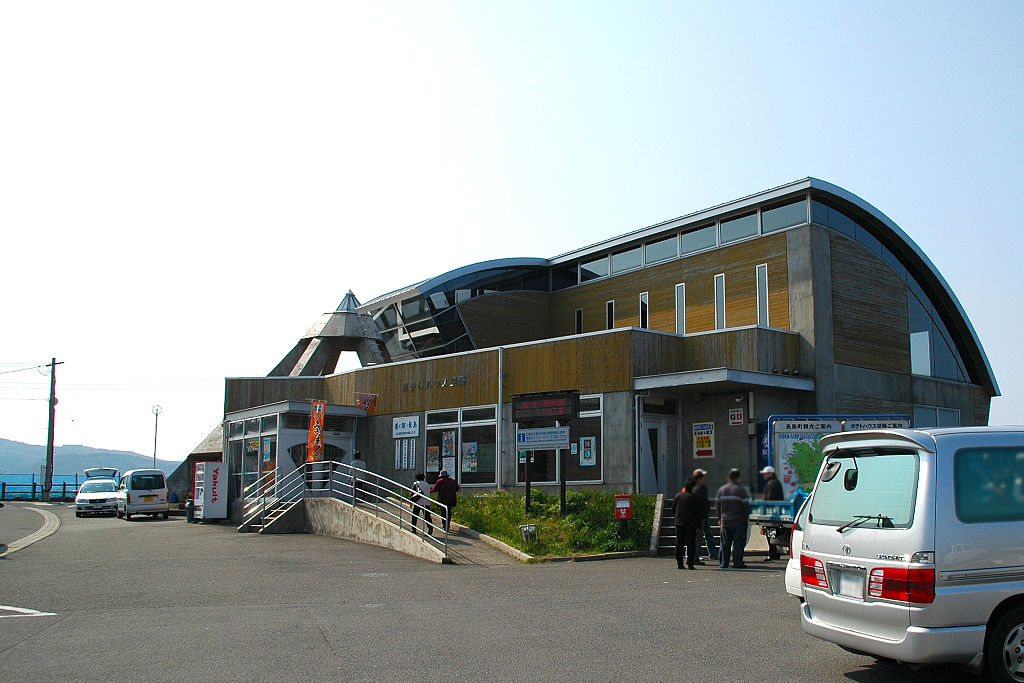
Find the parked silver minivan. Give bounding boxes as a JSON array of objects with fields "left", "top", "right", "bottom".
[{"left": 799, "top": 427, "right": 1024, "bottom": 680}]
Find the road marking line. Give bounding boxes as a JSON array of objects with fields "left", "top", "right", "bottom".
[{"left": 0, "top": 605, "right": 57, "bottom": 618}]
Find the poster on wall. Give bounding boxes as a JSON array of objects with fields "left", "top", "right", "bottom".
[
  {"left": 769, "top": 415, "right": 911, "bottom": 497},
  {"left": 443, "top": 456, "right": 457, "bottom": 474},
  {"left": 693, "top": 422, "right": 715, "bottom": 458},
  {"left": 580, "top": 436, "right": 596, "bottom": 466},
  {"left": 395, "top": 441, "right": 402, "bottom": 470},
  {"left": 409, "top": 438, "right": 416, "bottom": 470},
  {"left": 426, "top": 446, "right": 440, "bottom": 472},
  {"left": 402, "top": 439, "right": 409, "bottom": 470},
  {"left": 462, "top": 442, "right": 478, "bottom": 472}
]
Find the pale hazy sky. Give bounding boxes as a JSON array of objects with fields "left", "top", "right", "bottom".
[{"left": 2, "top": 2, "right": 1022, "bottom": 467}]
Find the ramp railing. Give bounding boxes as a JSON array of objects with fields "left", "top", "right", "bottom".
[{"left": 239, "top": 461, "right": 448, "bottom": 559}]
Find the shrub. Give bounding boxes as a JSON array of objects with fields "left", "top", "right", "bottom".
[{"left": 453, "top": 489, "right": 655, "bottom": 558}]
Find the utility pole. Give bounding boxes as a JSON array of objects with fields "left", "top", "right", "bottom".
[{"left": 42, "top": 358, "right": 63, "bottom": 503}]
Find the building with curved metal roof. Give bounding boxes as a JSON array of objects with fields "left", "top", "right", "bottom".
[{"left": 224, "top": 179, "right": 996, "bottom": 510}]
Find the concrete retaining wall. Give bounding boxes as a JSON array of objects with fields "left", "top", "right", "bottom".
[{"left": 303, "top": 498, "right": 446, "bottom": 564}]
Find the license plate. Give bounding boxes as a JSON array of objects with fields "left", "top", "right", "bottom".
[
  {"left": 142, "top": 496, "right": 155, "bottom": 502},
  {"left": 837, "top": 570, "right": 864, "bottom": 598}
]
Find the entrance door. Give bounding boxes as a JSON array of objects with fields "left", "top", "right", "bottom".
[
  {"left": 639, "top": 415, "right": 682, "bottom": 496},
  {"left": 638, "top": 418, "right": 669, "bottom": 494}
]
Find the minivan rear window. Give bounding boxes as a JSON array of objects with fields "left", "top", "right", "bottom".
[
  {"left": 954, "top": 447, "right": 1024, "bottom": 523},
  {"left": 131, "top": 474, "right": 165, "bottom": 490},
  {"left": 809, "top": 450, "right": 918, "bottom": 529}
]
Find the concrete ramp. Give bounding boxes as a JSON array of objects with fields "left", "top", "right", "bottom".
[{"left": 303, "top": 497, "right": 447, "bottom": 564}]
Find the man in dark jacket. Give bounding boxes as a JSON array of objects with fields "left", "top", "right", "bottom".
[
  {"left": 430, "top": 470, "right": 460, "bottom": 533},
  {"left": 672, "top": 477, "right": 702, "bottom": 570},
  {"left": 692, "top": 469, "right": 717, "bottom": 561},
  {"left": 761, "top": 465, "right": 784, "bottom": 560},
  {"left": 715, "top": 468, "right": 750, "bottom": 569}
]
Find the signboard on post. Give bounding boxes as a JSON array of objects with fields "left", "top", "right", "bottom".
[
  {"left": 513, "top": 392, "right": 579, "bottom": 422},
  {"left": 516, "top": 427, "right": 571, "bottom": 451},
  {"left": 768, "top": 414, "right": 912, "bottom": 497}
]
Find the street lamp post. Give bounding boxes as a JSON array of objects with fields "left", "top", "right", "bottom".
[{"left": 152, "top": 405, "right": 162, "bottom": 468}]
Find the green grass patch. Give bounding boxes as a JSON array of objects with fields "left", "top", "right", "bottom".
[{"left": 453, "top": 489, "right": 656, "bottom": 558}]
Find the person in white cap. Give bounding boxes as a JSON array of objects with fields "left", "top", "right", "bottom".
[{"left": 760, "top": 465, "right": 784, "bottom": 560}]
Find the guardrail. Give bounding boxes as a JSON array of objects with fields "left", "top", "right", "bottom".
[
  {"left": 1, "top": 482, "right": 78, "bottom": 501},
  {"left": 240, "top": 461, "right": 449, "bottom": 559}
]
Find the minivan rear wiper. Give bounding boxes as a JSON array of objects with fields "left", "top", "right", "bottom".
[{"left": 836, "top": 514, "right": 894, "bottom": 533}]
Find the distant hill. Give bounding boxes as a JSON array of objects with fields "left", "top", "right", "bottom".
[{"left": 0, "top": 438, "right": 184, "bottom": 476}]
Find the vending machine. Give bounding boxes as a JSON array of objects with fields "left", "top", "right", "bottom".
[{"left": 193, "top": 460, "right": 227, "bottom": 520}]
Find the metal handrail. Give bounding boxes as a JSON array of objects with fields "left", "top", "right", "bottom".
[{"left": 240, "top": 461, "right": 449, "bottom": 559}]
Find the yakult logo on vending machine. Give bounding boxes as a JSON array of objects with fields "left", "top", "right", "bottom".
[{"left": 211, "top": 465, "right": 219, "bottom": 503}]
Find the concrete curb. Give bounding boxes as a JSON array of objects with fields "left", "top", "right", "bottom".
[
  {"left": 0, "top": 504, "right": 61, "bottom": 558},
  {"left": 452, "top": 523, "right": 533, "bottom": 562}
]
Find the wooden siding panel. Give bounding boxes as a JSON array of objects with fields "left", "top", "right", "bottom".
[
  {"left": 224, "top": 377, "right": 325, "bottom": 414},
  {"left": 550, "top": 233, "right": 790, "bottom": 337},
  {"left": 328, "top": 351, "right": 499, "bottom": 414},
  {"left": 830, "top": 234, "right": 911, "bottom": 374},
  {"left": 836, "top": 393, "right": 913, "bottom": 417},
  {"left": 459, "top": 291, "right": 551, "bottom": 348},
  {"left": 502, "top": 331, "right": 635, "bottom": 398}
]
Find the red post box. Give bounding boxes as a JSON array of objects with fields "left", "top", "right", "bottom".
[{"left": 614, "top": 494, "right": 633, "bottom": 520}]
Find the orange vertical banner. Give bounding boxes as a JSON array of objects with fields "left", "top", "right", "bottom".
[{"left": 307, "top": 400, "right": 326, "bottom": 462}]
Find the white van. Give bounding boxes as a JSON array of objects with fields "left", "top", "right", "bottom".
[
  {"left": 116, "top": 469, "right": 169, "bottom": 520},
  {"left": 798, "top": 427, "right": 1024, "bottom": 679}
]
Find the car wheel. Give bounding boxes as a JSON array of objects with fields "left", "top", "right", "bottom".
[
  {"left": 125, "top": 510, "right": 132, "bottom": 521},
  {"left": 162, "top": 511, "right": 169, "bottom": 520},
  {"left": 986, "top": 605, "right": 1024, "bottom": 682},
  {"left": 75, "top": 511, "right": 82, "bottom": 518}
]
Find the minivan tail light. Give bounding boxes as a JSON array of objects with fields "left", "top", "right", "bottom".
[
  {"left": 789, "top": 522, "right": 796, "bottom": 559},
  {"left": 868, "top": 567, "right": 935, "bottom": 604},
  {"left": 126, "top": 493, "right": 132, "bottom": 504},
  {"left": 800, "top": 555, "right": 829, "bottom": 589}
]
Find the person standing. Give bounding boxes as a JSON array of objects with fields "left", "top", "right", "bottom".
[
  {"left": 410, "top": 472, "right": 434, "bottom": 536},
  {"left": 716, "top": 468, "right": 750, "bottom": 569},
  {"left": 692, "top": 469, "right": 718, "bottom": 562},
  {"left": 672, "top": 477, "right": 702, "bottom": 569},
  {"left": 431, "top": 470, "right": 460, "bottom": 533},
  {"left": 760, "top": 465, "right": 784, "bottom": 561}
]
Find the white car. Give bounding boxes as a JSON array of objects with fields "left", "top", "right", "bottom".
[
  {"left": 785, "top": 495, "right": 810, "bottom": 599},
  {"left": 75, "top": 478, "right": 118, "bottom": 517}
]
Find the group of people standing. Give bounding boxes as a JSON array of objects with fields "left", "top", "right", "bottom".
[{"left": 672, "top": 465, "right": 783, "bottom": 569}]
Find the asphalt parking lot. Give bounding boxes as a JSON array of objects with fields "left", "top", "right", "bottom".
[{"left": 0, "top": 501, "right": 978, "bottom": 682}]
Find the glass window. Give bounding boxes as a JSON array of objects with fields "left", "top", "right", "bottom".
[
  {"left": 827, "top": 206, "right": 858, "bottom": 240},
  {"left": 606, "top": 300, "right": 615, "bottom": 330},
  {"left": 611, "top": 247, "right": 642, "bottom": 273},
  {"left": 425, "top": 428, "right": 458, "bottom": 485},
  {"left": 581, "top": 256, "right": 609, "bottom": 281},
  {"left": 762, "top": 200, "right": 807, "bottom": 233},
  {"left": 518, "top": 449, "right": 557, "bottom": 484},
  {"left": 461, "top": 406, "right": 496, "bottom": 422},
  {"left": 681, "top": 225, "right": 716, "bottom": 254},
  {"left": 260, "top": 435, "right": 277, "bottom": 477},
  {"left": 639, "top": 292, "right": 649, "bottom": 329},
  {"left": 954, "top": 447, "right": 1024, "bottom": 523},
  {"left": 720, "top": 212, "right": 758, "bottom": 243},
  {"left": 575, "top": 308, "right": 583, "bottom": 335},
  {"left": 579, "top": 394, "right": 602, "bottom": 414},
  {"left": 428, "top": 292, "right": 450, "bottom": 311},
  {"left": 910, "top": 331, "right": 931, "bottom": 376},
  {"left": 375, "top": 306, "right": 399, "bottom": 329},
  {"left": 914, "top": 405, "right": 937, "bottom": 428},
  {"left": 245, "top": 418, "right": 260, "bottom": 435},
  {"left": 756, "top": 264, "right": 769, "bottom": 327},
  {"left": 244, "top": 438, "right": 260, "bottom": 486},
  {"left": 808, "top": 451, "right": 919, "bottom": 528},
  {"left": 261, "top": 415, "right": 278, "bottom": 432},
  {"left": 675, "top": 283, "right": 685, "bottom": 335},
  {"left": 229, "top": 421, "right": 243, "bottom": 438},
  {"left": 645, "top": 236, "right": 677, "bottom": 264},
  {"left": 552, "top": 264, "right": 578, "bottom": 290},
  {"left": 459, "top": 424, "right": 496, "bottom": 485},
  {"left": 228, "top": 440, "right": 242, "bottom": 499},
  {"left": 714, "top": 274, "right": 726, "bottom": 330},
  {"left": 564, "top": 416, "right": 602, "bottom": 483},
  {"left": 324, "top": 415, "right": 354, "bottom": 433},
  {"left": 426, "top": 410, "right": 458, "bottom": 426},
  {"left": 937, "top": 407, "right": 960, "bottom": 427}
]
